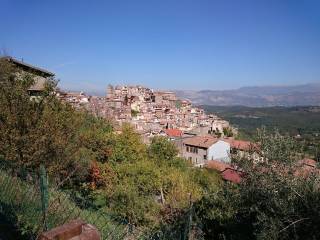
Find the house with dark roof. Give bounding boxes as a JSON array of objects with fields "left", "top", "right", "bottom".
[
  {"left": 182, "top": 136, "right": 230, "bottom": 166},
  {"left": 1, "top": 56, "right": 55, "bottom": 97}
]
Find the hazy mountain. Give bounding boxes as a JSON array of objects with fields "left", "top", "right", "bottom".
[{"left": 175, "top": 83, "right": 320, "bottom": 107}]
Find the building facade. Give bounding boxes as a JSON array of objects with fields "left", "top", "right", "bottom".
[{"left": 182, "top": 136, "right": 230, "bottom": 167}]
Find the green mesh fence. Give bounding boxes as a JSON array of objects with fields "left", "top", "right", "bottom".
[
  {"left": 0, "top": 166, "right": 199, "bottom": 240},
  {"left": 0, "top": 168, "right": 131, "bottom": 239}
]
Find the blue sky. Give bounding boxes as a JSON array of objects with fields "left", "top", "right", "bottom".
[{"left": 1, "top": 0, "right": 320, "bottom": 93}]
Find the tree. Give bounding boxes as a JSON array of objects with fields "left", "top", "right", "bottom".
[
  {"left": 0, "top": 59, "right": 61, "bottom": 171},
  {"left": 223, "top": 127, "right": 234, "bottom": 137},
  {"left": 148, "top": 136, "right": 179, "bottom": 166},
  {"left": 233, "top": 129, "right": 320, "bottom": 240},
  {"left": 108, "top": 159, "right": 162, "bottom": 226},
  {"left": 0, "top": 58, "right": 112, "bottom": 181},
  {"left": 108, "top": 124, "right": 147, "bottom": 164},
  {"left": 195, "top": 129, "right": 320, "bottom": 240},
  {"left": 87, "top": 132, "right": 220, "bottom": 228}
]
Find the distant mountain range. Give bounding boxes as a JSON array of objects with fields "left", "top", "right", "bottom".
[{"left": 175, "top": 83, "right": 320, "bottom": 107}]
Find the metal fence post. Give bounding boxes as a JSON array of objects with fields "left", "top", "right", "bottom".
[{"left": 40, "top": 164, "right": 49, "bottom": 231}]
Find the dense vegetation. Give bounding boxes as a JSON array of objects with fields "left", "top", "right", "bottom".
[
  {"left": 1, "top": 59, "right": 320, "bottom": 239},
  {"left": 194, "top": 129, "right": 320, "bottom": 240}
]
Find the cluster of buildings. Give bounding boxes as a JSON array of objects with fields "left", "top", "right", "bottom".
[
  {"left": 55, "top": 91, "right": 111, "bottom": 118},
  {"left": 53, "top": 84, "right": 233, "bottom": 146},
  {"left": 104, "top": 85, "right": 231, "bottom": 138}
]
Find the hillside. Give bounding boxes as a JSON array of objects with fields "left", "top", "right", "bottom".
[
  {"left": 176, "top": 83, "right": 320, "bottom": 107},
  {"left": 202, "top": 105, "right": 320, "bottom": 141}
]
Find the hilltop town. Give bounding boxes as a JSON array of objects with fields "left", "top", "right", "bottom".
[{"left": 57, "top": 85, "right": 232, "bottom": 142}]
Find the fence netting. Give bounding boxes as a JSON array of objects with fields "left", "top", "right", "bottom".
[{"left": 0, "top": 163, "right": 201, "bottom": 240}]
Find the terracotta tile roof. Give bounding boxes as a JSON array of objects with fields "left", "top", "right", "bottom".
[
  {"left": 205, "top": 160, "right": 230, "bottom": 172},
  {"left": 164, "top": 129, "right": 183, "bottom": 138},
  {"left": 207, "top": 157, "right": 318, "bottom": 184},
  {"left": 223, "top": 138, "right": 257, "bottom": 151},
  {"left": 221, "top": 168, "right": 243, "bottom": 184},
  {"left": 183, "top": 136, "right": 219, "bottom": 148},
  {"left": 205, "top": 160, "right": 243, "bottom": 184}
]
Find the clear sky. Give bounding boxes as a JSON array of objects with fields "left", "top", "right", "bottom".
[{"left": 1, "top": 0, "right": 320, "bottom": 93}]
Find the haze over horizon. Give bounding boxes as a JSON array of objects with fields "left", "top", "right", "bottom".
[
  {"left": 66, "top": 82, "right": 320, "bottom": 97},
  {"left": 1, "top": 0, "right": 320, "bottom": 92}
]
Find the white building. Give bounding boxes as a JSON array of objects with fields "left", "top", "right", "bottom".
[{"left": 182, "top": 136, "right": 230, "bottom": 167}]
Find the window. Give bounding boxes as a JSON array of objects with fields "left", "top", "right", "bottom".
[
  {"left": 192, "top": 147, "right": 198, "bottom": 154},
  {"left": 231, "top": 148, "right": 237, "bottom": 154},
  {"left": 203, "top": 155, "right": 207, "bottom": 160},
  {"left": 188, "top": 157, "right": 192, "bottom": 163},
  {"left": 187, "top": 146, "right": 198, "bottom": 154}
]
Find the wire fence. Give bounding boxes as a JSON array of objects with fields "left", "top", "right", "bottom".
[
  {"left": 0, "top": 166, "right": 131, "bottom": 239},
  {"left": 0, "top": 163, "right": 202, "bottom": 240}
]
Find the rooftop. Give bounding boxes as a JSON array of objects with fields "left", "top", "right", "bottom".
[
  {"left": 1, "top": 56, "right": 55, "bottom": 77},
  {"left": 223, "top": 138, "right": 257, "bottom": 151},
  {"left": 164, "top": 129, "right": 183, "bottom": 138},
  {"left": 221, "top": 168, "right": 243, "bottom": 184},
  {"left": 204, "top": 160, "right": 243, "bottom": 184},
  {"left": 205, "top": 160, "right": 230, "bottom": 172},
  {"left": 183, "top": 135, "right": 219, "bottom": 148}
]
